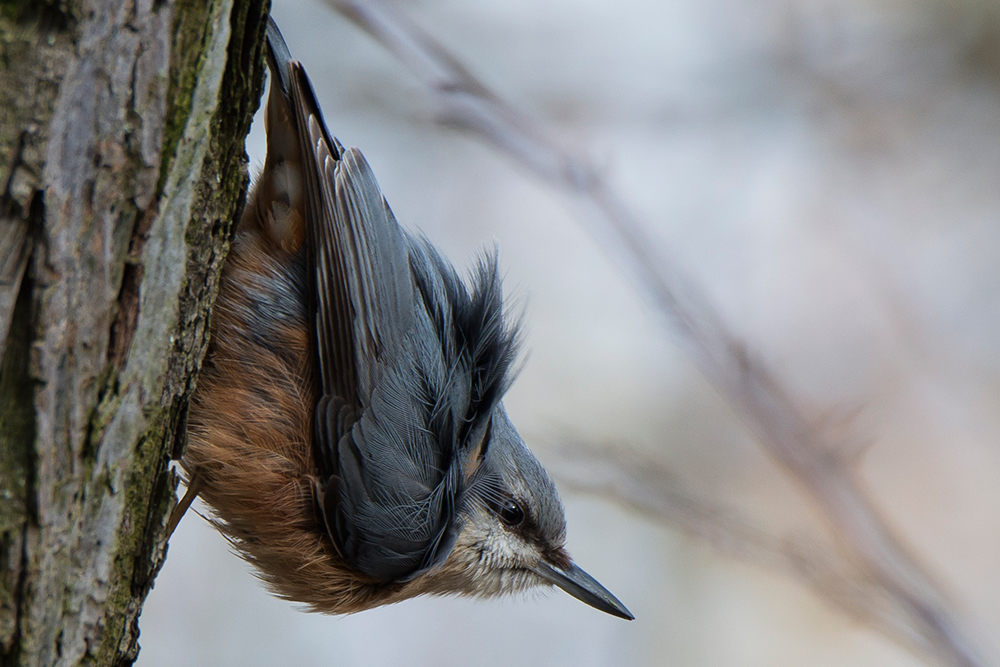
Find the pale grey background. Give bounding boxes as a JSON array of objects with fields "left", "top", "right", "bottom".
[{"left": 138, "top": 0, "right": 1000, "bottom": 665}]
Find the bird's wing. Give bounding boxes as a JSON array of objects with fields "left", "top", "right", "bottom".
[
  {"left": 328, "top": 361, "right": 464, "bottom": 582},
  {"left": 265, "top": 19, "right": 361, "bottom": 411},
  {"left": 268, "top": 25, "right": 458, "bottom": 581},
  {"left": 288, "top": 62, "right": 415, "bottom": 410}
]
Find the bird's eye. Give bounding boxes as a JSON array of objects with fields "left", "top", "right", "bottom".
[{"left": 497, "top": 499, "right": 525, "bottom": 527}]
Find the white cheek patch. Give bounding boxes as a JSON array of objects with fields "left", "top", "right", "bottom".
[{"left": 460, "top": 508, "right": 542, "bottom": 571}]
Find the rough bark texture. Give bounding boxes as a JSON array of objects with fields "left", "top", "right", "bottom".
[{"left": 0, "top": 0, "right": 268, "bottom": 665}]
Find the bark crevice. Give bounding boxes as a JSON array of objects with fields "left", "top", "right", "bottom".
[{"left": 0, "top": 1, "right": 269, "bottom": 665}]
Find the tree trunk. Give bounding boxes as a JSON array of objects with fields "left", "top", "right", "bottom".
[{"left": 0, "top": 1, "right": 267, "bottom": 664}]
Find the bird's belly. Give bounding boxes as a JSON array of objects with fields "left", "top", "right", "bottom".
[{"left": 182, "top": 228, "right": 402, "bottom": 612}]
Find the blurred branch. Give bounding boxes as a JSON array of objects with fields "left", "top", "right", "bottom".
[
  {"left": 549, "top": 439, "right": 964, "bottom": 660},
  {"left": 324, "top": 1, "right": 987, "bottom": 665}
]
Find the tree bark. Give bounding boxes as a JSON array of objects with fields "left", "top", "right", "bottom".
[{"left": 0, "top": 1, "right": 267, "bottom": 664}]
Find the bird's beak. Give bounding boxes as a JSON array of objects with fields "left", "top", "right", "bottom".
[{"left": 532, "top": 559, "right": 634, "bottom": 620}]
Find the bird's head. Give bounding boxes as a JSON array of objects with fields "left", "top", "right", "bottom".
[{"left": 412, "top": 406, "right": 633, "bottom": 620}]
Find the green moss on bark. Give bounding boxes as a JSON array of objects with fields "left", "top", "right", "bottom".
[
  {"left": 0, "top": 268, "right": 36, "bottom": 662},
  {"left": 93, "top": 1, "right": 269, "bottom": 664},
  {"left": 0, "top": 0, "right": 269, "bottom": 664}
]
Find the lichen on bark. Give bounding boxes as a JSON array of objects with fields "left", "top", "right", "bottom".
[{"left": 0, "top": 0, "right": 268, "bottom": 665}]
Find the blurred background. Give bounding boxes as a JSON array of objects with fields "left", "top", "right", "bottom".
[{"left": 138, "top": 0, "right": 1000, "bottom": 665}]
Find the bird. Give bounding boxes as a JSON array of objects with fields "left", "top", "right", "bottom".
[{"left": 176, "top": 16, "right": 632, "bottom": 620}]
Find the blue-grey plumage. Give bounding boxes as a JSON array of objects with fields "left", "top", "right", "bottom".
[{"left": 179, "top": 17, "right": 632, "bottom": 621}]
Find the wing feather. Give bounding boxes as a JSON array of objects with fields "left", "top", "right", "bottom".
[{"left": 265, "top": 18, "right": 515, "bottom": 583}]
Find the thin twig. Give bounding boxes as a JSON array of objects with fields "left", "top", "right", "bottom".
[
  {"left": 548, "top": 439, "right": 965, "bottom": 661},
  {"left": 323, "top": 1, "right": 987, "bottom": 664}
]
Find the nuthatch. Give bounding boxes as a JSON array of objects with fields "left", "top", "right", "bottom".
[{"left": 178, "top": 17, "right": 632, "bottom": 620}]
